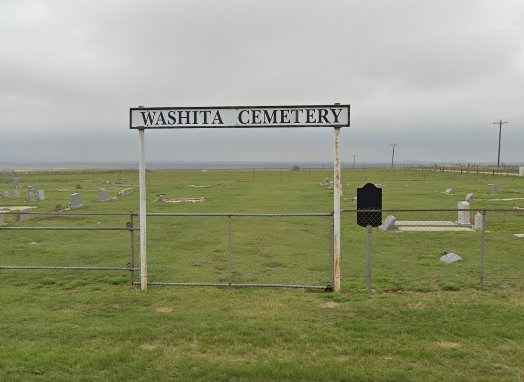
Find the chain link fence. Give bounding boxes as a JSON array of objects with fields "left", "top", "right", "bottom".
[
  {"left": 1, "top": 209, "right": 522, "bottom": 291},
  {"left": 0, "top": 211, "right": 137, "bottom": 286},
  {"left": 145, "top": 213, "right": 332, "bottom": 289},
  {"left": 342, "top": 208, "right": 524, "bottom": 292}
]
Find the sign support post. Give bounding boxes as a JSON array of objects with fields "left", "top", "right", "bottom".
[
  {"left": 333, "top": 126, "right": 342, "bottom": 293},
  {"left": 138, "top": 128, "right": 147, "bottom": 290},
  {"left": 130, "top": 104, "right": 349, "bottom": 292},
  {"left": 366, "top": 225, "right": 372, "bottom": 292}
]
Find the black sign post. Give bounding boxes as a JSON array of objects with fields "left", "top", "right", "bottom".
[{"left": 357, "top": 183, "right": 382, "bottom": 292}]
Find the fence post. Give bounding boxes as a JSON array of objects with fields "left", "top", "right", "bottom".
[
  {"left": 129, "top": 211, "right": 135, "bottom": 286},
  {"left": 480, "top": 210, "right": 487, "bottom": 290},
  {"left": 366, "top": 225, "right": 372, "bottom": 292},
  {"left": 330, "top": 215, "right": 334, "bottom": 289},
  {"left": 228, "top": 215, "right": 233, "bottom": 286}
]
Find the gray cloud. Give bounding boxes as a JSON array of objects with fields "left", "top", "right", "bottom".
[{"left": 1, "top": 0, "right": 523, "bottom": 164}]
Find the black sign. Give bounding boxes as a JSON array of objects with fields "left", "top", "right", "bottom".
[{"left": 357, "top": 183, "right": 382, "bottom": 227}]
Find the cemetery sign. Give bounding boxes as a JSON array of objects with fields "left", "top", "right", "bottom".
[
  {"left": 130, "top": 102, "right": 350, "bottom": 292},
  {"left": 130, "top": 104, "right": 350, "bottom": 129}
]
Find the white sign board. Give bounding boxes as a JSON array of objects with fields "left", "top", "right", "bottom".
[{"left": 130, "top": 104, "right": 350, "bottom": 129}]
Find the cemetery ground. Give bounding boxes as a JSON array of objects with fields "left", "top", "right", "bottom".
[{"left": 0, "top": 168, "right": 523, "bottom": 381}]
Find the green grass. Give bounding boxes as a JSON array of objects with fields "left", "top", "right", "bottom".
[{"left": 0, "top": 167, "right": 523, "bottom": 381}]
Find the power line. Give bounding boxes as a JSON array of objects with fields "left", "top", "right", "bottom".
[
  {"left": 492, "top": 120, "right": 508, "bottom": 168},
  {"left": 390, "top": 143, "right": 398, "bottom": 168}
]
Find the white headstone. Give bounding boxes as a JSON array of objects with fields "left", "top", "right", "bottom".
[
  {"left": 440, "top": 252, "right": 463, "bottom": 264},
  {"left": 379, "top": 215, "right": 396, "bottom": 231},
  {"left": 444, "top": 188, "right": 453, "bottom": 194},
  {"left": 473, "top": 212, "right": 484, "bottom": 230},
  {"left": 13, "top": 191, "right": 20, "bottom": 198},
  {"left": 98, "top": 188, "right": 108, "bottom": 202},
  {"left": 519, "top": 167, "right": 524, "bottom": 177},
  {"left": 13, "top": 178, "right": 20, "bottom": 188},
  {"left": 37, "top": 190, "right": 45, "bottom": 200},
  {"left": 489, "top": 184, "right": 498, "bottom": 195},
  {"left": 70, "top": 193, "right": 84, "bottom": 209},
  {"left": 457, "top": 201, "right": 470, "bottom": 225},
  {"left": 465, "top": 193, "right": 474, "bottom": 202}
]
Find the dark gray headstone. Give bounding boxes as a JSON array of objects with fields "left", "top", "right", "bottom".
[{"left": 98, "top": 188, "right": 109, "bottom": 202}]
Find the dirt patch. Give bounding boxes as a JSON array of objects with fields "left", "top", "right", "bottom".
[
  {"left": 156, "top": 307, "right": 173, "bottom": 313},
  {"left": 436, "top": 341, "right": 461, "bottom": 349},
  {"left": 38, "top": 216, "right": 87, "bottom": 221},
  {"left": 320, "top": 301, "right": 339, "bottom": 309},
  {"left": 140, "top": 343, "right": 157, "bottom": 351}
]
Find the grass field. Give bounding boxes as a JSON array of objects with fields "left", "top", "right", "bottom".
[{"left": 0, "top": 168, "right": 523, "bottom": 381}]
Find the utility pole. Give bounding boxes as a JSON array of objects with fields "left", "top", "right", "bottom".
[
  {"left": 352, "top": 154, "right": 357, "bottom": 169},
  {"left": 492, "top": 120, "right": 508, "bottom": 168},
  {"left": 390, "top": 143, "right": 398, "bottom": 168}
]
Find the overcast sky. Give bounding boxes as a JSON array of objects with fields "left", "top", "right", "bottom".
[{"left": 1, "top": 0, "right": 523, "bottom": 166}]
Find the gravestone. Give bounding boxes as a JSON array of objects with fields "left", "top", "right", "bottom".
[
  {"left": 490, "top": 184, "right": 498, "bottom": 195},
  {"left": 15, "top": 207, "right": 33, "bottom": 222},
  {"left": 98, "top": 188, "right": 109, "bottom": 202},
  {"left": 118, "top": 188, "right": 133, "bottom": 197},
  {"left": 444, "top": 188, "right": 453, "bottom": 195},
  {"left": 473, "top": 212, "right": 484, "bottom": 230},
  {"left": 323, "top": 177, "right": 330, "bottom": 187},
  {"left": 357, "top": 183, "right": 382, "bottom": 227},
  {"left": 13, "top": 191, "right": 20, "bottom": 198},
  {"left": 26, "top": 186, "right": 37, "bottom": 202},
  {"left": 70, "top": 193, "right": 84, "bottom": 209},
  {"left": 379, "top": 215, "right": 396, "bottom": 231},
  {"left": 440, "top": 252, "right": 463, "bottom": 264},
  {"left": 457, "top": 201, "right": 470, "bottom": 225},
  {"left": 13, "top": 178, "right": 20, "bottom": 188},
  {"left": 519, "top": 167, "right": 524, "bottom": 177},
  {"left": 465, "top": 193, "right": 474, "bottom": 202},
  {"left": 1, "top": 191, "right": 9, "bottom": 199},
  {"left": 37, "top": 190, "right": 45, "bottom": 200}
]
